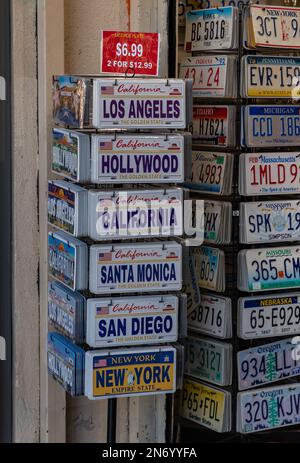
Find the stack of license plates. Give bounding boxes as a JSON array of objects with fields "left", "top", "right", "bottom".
[
  {"left": 185, "top": 335, "right": 232, "bottom": 386},
  {"left": 90, "top": 133, "right": 191, "bottom": 184},
  {"left": 185, "top": 7, "right": 239, "bottom": 52},
  {"left": 194, "top": 246, "right": 226, "bottom": 293},
  {"left": 47, "top": 332, "right": 85, "bottom": 396},
  {"left": 180, "top": 55, "right": 237, "bottom": 98},
  {"left": 84, "top": 346, "right": 177, "bottom": 400},
  {"left": 238, "top": 294, "right": 300, "bottom": 340},
  {"left": 85, "top": 294, "right": 185, "bottom": 348},
  {"left": 238, "top": 246, "right": 300, "bottom": 292},
  {"left": 238, "top": 152, "right": 300, "bottom": 196},
  {"left": 52, "top": 128, "right": 90, "bottom": 183},
  {"left": 48, "top": 231, "right": 88, "bottom": 291},
  {"left": 48, "top": 281, "right": 85, "bottom": 344},
  {"left": 204, "top": 200, "right": 232, "bottom": 245},
  {"left": 193, "top": 105, "right": 236, "bottom": 148},
  {"left": 240, "top": 55, "right": 300, "bottom": 99},
  {"left": 190, "top": 151, "right": 234, "bottom": 195},
  {"left": 87, "top": 188, "right": 184, "bottom": 241},
  {"left": 243, "top": 4, "right": 300, "bottom": 51},
  {"left": 241, "top": 106, "right": 300, "bottom": 148},
  {"left": 181, "top": 377, "right": 232, "bottom": 433},
  {"left": 89, "top": 241, "right": 182, "bottom": 295},
  {"left": 237, "top": 337, "right": 300, "bottom": 391},
  {"left": 237, "top": 383, "right": 300, "bottom": 434},
  {"left": 239, "top": 200, "right": 300, "bottom": 244},
  {"left": 188, "top": 293, "right": 232, "bottom": 339},
  {"left": 92, "top": 78, "right": 193, "bottom": 130},
  {"left": 48, "top": 180, "right": 88, "bottom": 237}
]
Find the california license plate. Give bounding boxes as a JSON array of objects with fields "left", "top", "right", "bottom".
[
  {"left": 238, "top": 338, "right": 300, "bottom": 391},
  {"left": 239, "top": 152, "right": 300, "bottom": 196},
  {"left": 185, "top": 7, "right": 238, "bottom": 52},
  {"left": 240, "top": 200, "right": 300, "bottom": 244},
  {"left": 242, "top": 55, "right": 300, "bottom": 98},
  {"left": 242, "top": 106, "right": 300, "bottom": 147},
  {"left": 238, "top": 294, "right": 300, "bottom": 339},
  {"left": 238, "top": 246, "right": 300, "bottom": 292},
  {"left": 247, "top": 5, "right": 300, "bottom": 50},
  {"left": 237, "top": 384, "right": 300, "bottom": 433},
  {"left": 180, "top": 377, "right": 231, "bottom": 432},
  {"left": 84, "top": 346, "right": 176, "bottom": 399}
]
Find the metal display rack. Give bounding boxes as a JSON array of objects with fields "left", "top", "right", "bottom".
[{"left": 177, "top": 2, "right": 300, "bottom": 443}]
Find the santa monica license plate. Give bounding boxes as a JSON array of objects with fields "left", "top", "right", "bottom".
[
  {"left": 243, "top": 56, "right": 300, "bottom": 98},
  {"left": 238, "top": 294, "right": 300, "bottom": 339},
  {"left": 84, "top": 347, "right": 176, "bottom": 399}
]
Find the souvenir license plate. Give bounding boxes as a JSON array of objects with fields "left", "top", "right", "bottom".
[
  {"left": 193, "top": 106, "right": 233, "bottom": 147},
  {"left": 239, "top": 294, "right": 300, "bottom": 339},
  {"left": 244, "top": 56, "right": 300, "bottom": 98},
  {"left": 188, "top": 293, "right": 230, "bottom": 339},
  {"left": 191, "top": 152, "right": 226, "bottom": 194}
]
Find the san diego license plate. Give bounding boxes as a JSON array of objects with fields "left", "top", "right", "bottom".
[
  {"left": 238, "top": 294, "right": 300, "bottom": 340},
  {"left": 84, "top": 347, "right": 176, "bottom": 399},
  {"left": 242, "top": 55, "right": 300, "bottom": 98},
  {"left": 237, "top": 384, "right": 300, "bottom": 433}
]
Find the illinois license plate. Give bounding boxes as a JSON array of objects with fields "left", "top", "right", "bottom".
[
  {"left": 84, "top": 346, "right": 176, "bottom": 399},
  {"left": 85, "top": 295, "right": 178, "bottom": 348},
  {"left": 185, "top": 7, "right": 237, "bottom": 52},
  {"left": 243, "top": 55, "right": 300, "bottom": 98},
  {"left": 242, "top": 106, "right": 300, "bottom": 147},
  {"left": 190, "top": 152, "right": 231, "bottom": 195},
  {"left": 180, "top": 377, "right": 231, "bottom": 432},
  {"left": 237, "top": 384, "right": 300, "bottom": 433},
  {"left": 240, "top": 200, "right": 300, "bottom": 244},
  {"left": 238, "top": 246, "right": 300, "bottom": 292},
  {"left": 239, "top": 152, "right": 300, "bottom": 196},
  {"left": 248, "top": 5, "right": 300, "bottom": 50},
  {"left": 238, "top": 338, "right": 300, "bottom": 391},
  {"left": 238, "top": 294, "right": 300, "bottom": 339}
]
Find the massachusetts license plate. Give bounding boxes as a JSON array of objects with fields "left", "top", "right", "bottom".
[
  {"left": 237, "top": 384, "right": 300, "bottom": 433},
  {"left": 85, "top": 295, "right": 178, "bottom": 348},
  {"left": 240, "top": 200, "right": 300, "bottom": 244},
  {"left": 84, "top": 347, "right": 176, "bottom": 399},
  {"left": 238, "top": 246, "right": 300, "bottom": 292},
  {"left": 238, "top": 294, "right": 300, "bottom": 339},
  {"left": 243, "top": 55, "right": 300, "bottom": 98},
  {"left": 238, "top": 338, "right": 300, "bottom": 391},
  {"left": 180, "top": 377, "right": 231, "bottom": 432},
  {"left": 185, "top": 7, "right": 237, "bottom": 52},
  {"left": 242, "top": 106, "right": 300, "bottom": 147},
  {"left": 248, "top": 5, "right": 300, "bottom": 50},
  {"left": 239, "top": 152, "right": 300, "bottom": 196}
]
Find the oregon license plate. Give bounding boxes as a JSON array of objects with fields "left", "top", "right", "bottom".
[
  {"left": 238, "top": 338, "right": 300, "bottom": 391},
  {"left": 180, "top": 377, "right": 231, "bottom": 432},
  {"left": 249, "top": 5, "right": 300, "bottom": 50},
  {"left": 238, "top": 294, "right": 300, "bottom": 339},
  {"left": 237, "top": 384, "right": 300, "bottom": 433},
  {"left": 243, "top": 55, "right": 300, "bottom": 98},
  {"left": 240, "top": 200, "right": 300, "bottom": 244},
  {"left": 242, "top": 106, "right": 300, "bottom": 147},
  {"left": 84, "top": 347, "right": 176, "bottom": 399}
]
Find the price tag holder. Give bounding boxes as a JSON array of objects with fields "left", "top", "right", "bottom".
[{"left": 100, "top": 31, "right": 160, "bottom": 76}]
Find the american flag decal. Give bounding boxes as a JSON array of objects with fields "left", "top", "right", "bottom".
[
  {"left": 96, "top": 306, "right": 109, "bottom": 315},
  {"left": 99, "top": 252, "right": 112, "bottom": 261},
  {"left": 100, "top": 141, "right": 113, "bottom": 150},
  {"left": 101, "top": 86, "right": 114, "bottom": 95},
  {"left": 94, "top": 358, "right": 107, "bottom": 368}
]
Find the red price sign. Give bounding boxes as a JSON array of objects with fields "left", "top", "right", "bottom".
[{"left": 100, "top": 31, "right": 160, "bottom": 76}]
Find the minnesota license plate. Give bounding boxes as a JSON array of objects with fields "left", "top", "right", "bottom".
[
  {"left": 242, "top": 55, "right": 300, "bottom": 98},
  {"left": 247, "top": 5, "right": 300, "bottom": 50},
  {"left": 185, "top": 7, "right": 238, "bottom": 52},
  {"left": 240, "top": 200, "right": 300, "bottom": 244},
  {"left": 239, "top": 152, "right": 300, "bottom": 196},
  {"left": 180, "top": 377, "right": 231, "bottom": 432},
  {"left": 193, "top": 106, "right": 236, "bottom": 148},
  {"left": 238, "top": 246, "right": 300, "bottom": 292},
  {"left": 84, "top": 346, "right": 176, "bottom": 399},
  {"left": 242, "top": 106, "right": 300, "bottom": 148},
  {"left": 237, "top": 384, "right": 300, "bottom": 433},
  {"left": 238, "top": 294, "right": 300, "bottom": 340}
]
